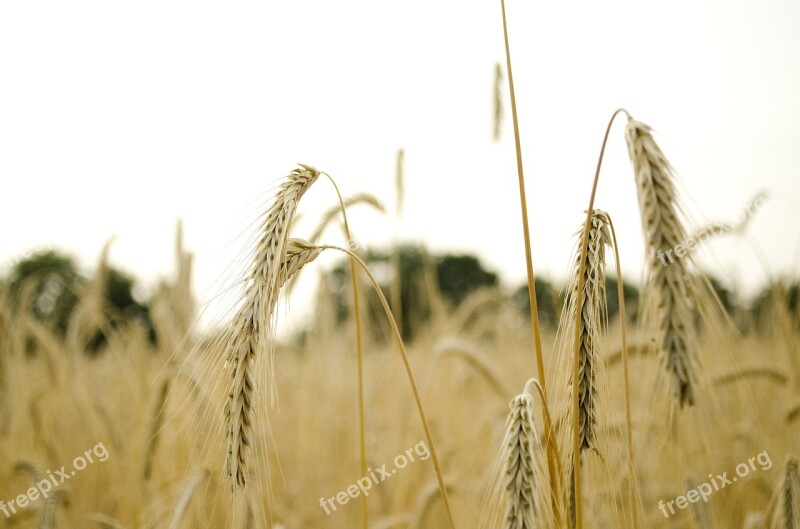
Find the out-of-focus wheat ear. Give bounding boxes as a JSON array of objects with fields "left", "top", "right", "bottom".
[
  {"left": 142, "top": 374, "right": 172, "bottom": 481},
  {"left": 67, "top": 237, "right": 115, "bottom": 353},
  {"left": 224, "top": 230, "right": 322, "bottom": 491},
  {"left": 40, "top": 490, "right": 69, "bottom": 529},
  {"left": 686, "top": 478, "right": 713, "bottom": 528},
  {"left": 86, "top": 512, "right": 129, "bottom": 529},
  {"left": 172, "top": 218, "right": 194, "bottom": 334},
  {"left": 782, "top": 459, "right": 799, "bottom": 529},
  {"left": 625, "top": 119, "right": 697, "bottom": 408},
  {"left": 744, "top": 512, "right": 766, "bottom": 529},
  {"left": 392, "top": 148, "right": 405, "bottom": 341},
  {"left": 308, "top": 193, "right": 386, "bottom": 245},
  {"left": 501, "top": 380, "right": 550, "bottom": 529},
  {"left": 168, "top": 469, "right": 208, "bottom": 529},
  {"left": 567, "top": 210, "right": 611, "bottom": 453},
  {"left": 493, "top": 62, "right": 504, "bottom": 141},
  {"left": 395, "top": 148, "right": 405, "bottom": 217}
]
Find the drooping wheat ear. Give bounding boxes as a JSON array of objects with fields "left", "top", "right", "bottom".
[
  {"left": 225, "top": 238, "right": 321, "bottom": 489},
  {"left": 625, "top": 119, "right": 697, "bottom": 407},
  {"left": 223, "top": 164, "right": 320, "bottom": 492},
  {"left": 782, "top": 459, "right": 799, "bottom": 529},
  {"left": 567, "top": 210, "right": 611, "bottom": 453},
  {"left": 501, "top": 380, "right": 549, "bottom": 529}
]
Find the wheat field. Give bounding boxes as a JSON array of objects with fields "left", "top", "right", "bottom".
[{"left": 2, "top": 3, "right": 799, "bottom": 529}]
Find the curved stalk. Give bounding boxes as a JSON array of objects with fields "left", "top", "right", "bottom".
[
  {"left": 606, "top": 217, "right": 639, "bottom": 529},
  {"left": 569, "top": 108, "right": 631, "bottom": 529},
  {"left": 318, "top": 244, "right": 458, "bottom": 529},
  {"left": 321, "top": 173, "right": 369, "bottom": 529}
]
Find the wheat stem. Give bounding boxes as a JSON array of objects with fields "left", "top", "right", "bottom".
[
  {"left": 606, "top": 217, "right": 639, "bottom": 529},
  {"left": 570, "top": 108, "right": 630, "bottom": 529},
  {"left": 321, "top": 172, "right": 370, "bottom": 529},
  {"left": 499, "top": 2, "right": 560, "bottom": 522},
  {"left": 318, "top": 244, "right": 458, "bottom": 529}
]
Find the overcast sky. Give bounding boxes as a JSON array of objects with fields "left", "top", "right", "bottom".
[{"left": 2, "top": 0, "right": 799, "bottom": 324}]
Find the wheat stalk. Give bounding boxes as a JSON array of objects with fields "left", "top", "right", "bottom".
[
  {"left": 625, "top": 119, "right": 697, "bottom": 407},
  {"left": 223, "top": 164, "right": 320, "bottom": 492},
  {"left": 497, "top": 2, "right": 561, "bottom": 522},
  {"left": 143, "top": 374, "right": 172, "bottom": 481}
]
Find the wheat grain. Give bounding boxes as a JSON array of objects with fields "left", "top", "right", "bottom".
[{"left": 625, "top": 119, "right": 697, "bottom": 407}]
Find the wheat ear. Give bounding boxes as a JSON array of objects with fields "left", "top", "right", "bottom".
[
  {"left": 223, "top": 183, "right": 321, "bottom": 496},
  {"left": 625, "top": 119, "right": 697, "bottom": 407},
  {"left": 782, "top": 459, "right": 799, "bottom": 529},
  {"left": 567, "top": 210, "right": 611, "bottom": 452},
  {"left": 501, "top": 380, "right": 550, "bottom": 529}
]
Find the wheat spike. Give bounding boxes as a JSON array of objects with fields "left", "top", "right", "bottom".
[
  {"left": 501, "top": 383, "right": 549, "bottom": 529},
  {"left": 567, "top": 210, "right": 611, "bottom": 452},
  {"left": 223, "top": 164, "right": 320, "bottom": 491},
  {"left": 225, "top": 237, "right": 321, "bottom": 489},
  {"left": 625, "top": 119, "right": 697, "bottom": 407}
]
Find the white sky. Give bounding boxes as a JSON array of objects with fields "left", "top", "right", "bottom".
[{"left": 2, "top": 0, "right": 799, "bottom": 321}]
